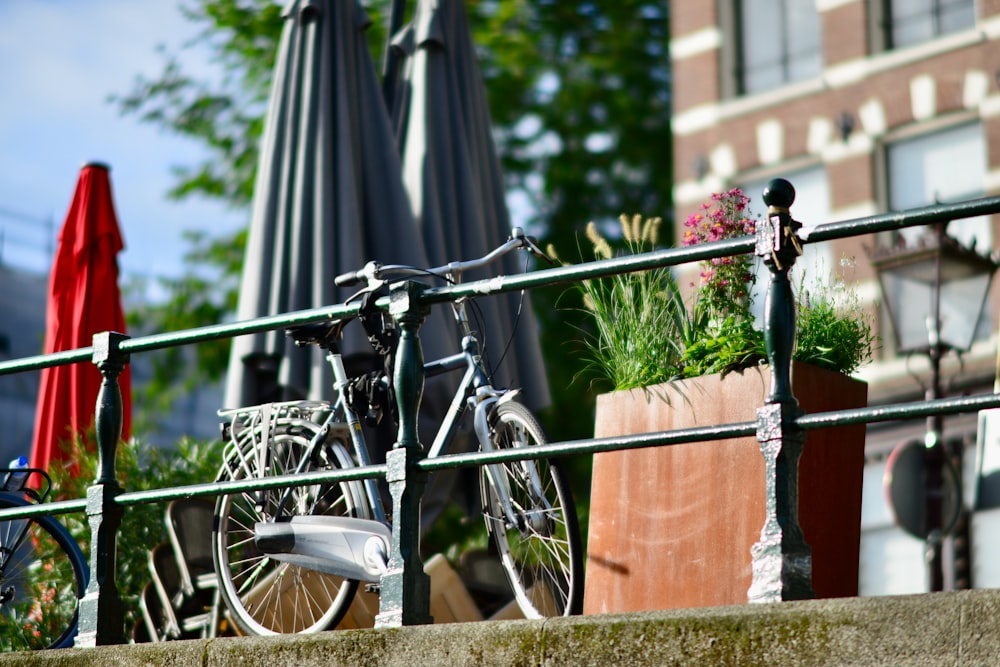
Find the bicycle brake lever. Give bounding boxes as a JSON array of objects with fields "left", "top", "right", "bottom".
[
  {"left": 509, "top": 226, "right": 555, "bottom": 265},
  {"left": 523, "top": 235, "right": 557, "bottom": 266},
  {"left": 345, "top": 278, "right": 388, "bottom": 306}
]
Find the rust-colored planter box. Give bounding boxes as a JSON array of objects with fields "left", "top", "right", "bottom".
[{"left": 583, "top": 362, "right": 867, "bottom": 614}]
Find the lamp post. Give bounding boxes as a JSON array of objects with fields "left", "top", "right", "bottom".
[{"left": 869, "top": 222, "right": 997, "bottom": 591}]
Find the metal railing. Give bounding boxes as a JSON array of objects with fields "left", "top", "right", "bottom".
[{"left": 3, "top": 179, "right": 1000, "bottom": 645}]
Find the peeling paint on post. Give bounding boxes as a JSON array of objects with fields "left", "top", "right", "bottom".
[
  {"left": 376, "top": 281, "right": 433, "bottom": 627},
  {"left": 748, "top": 179, "right": 815, "bottom": 603},
  {"left": 76, "top": 331, "right": 129, "bottom": 646}
]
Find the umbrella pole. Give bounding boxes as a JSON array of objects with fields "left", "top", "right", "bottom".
[{"left": 76, "top": 331, "right": 130, "bottom": 646}]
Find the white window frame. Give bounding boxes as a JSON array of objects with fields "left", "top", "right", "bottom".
[{"left": 730, "top": 0, "right": 823, "bottom": 96}]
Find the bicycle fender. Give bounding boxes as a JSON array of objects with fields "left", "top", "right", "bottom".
[
  {"left": 472, "top": 389, "right": 521, "bottom": 450},
  {"left": 473, "top": 396, "right": 498, "bottom": 451},
  {"left": 495, "top": 388, "right": 521, "bottom": 406}
]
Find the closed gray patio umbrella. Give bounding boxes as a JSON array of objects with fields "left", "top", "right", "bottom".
[
  {"left": 390, "top": 0, "right": 551, "bottom": 409},
  {"left": 224, "top": 0, "right": 455, "bottom": 409}
]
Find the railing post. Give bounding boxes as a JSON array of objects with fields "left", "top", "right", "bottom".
[
  {"left": 76, "top": 331, "right": 129, "bottom": 646},
  {"left": 375, "top": 280, "right": 433, "bottom": 627},
  {"left": 748, "top": 179, "right": 815, "bottom": 603}
]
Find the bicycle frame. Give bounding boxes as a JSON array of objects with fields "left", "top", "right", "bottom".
[
  {"left": 239, "top": 228, "right": 558, "bottom": 550},
  {"left": 213, "top": 229, "right": 582, "bottom": 628},
  {"left": 320, "top": 322, "right": 524, "bottom": 531},
  {"left": 264, "top": 280, "right": 542, "bottom": 538}
]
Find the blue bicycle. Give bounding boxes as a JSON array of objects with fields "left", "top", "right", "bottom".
[{"left": 0, "top": 461, "right": 88, "bottom": 650}]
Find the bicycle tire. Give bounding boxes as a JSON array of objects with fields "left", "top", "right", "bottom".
[
  {"left": 212, "top": 411, "right": 370, "bottom": 635},
  {"left": 0, "top": 495, "right": 88, "bottom": 650},
  {"left": 479, "top": 400, "right": 583, "bottom": 617}
]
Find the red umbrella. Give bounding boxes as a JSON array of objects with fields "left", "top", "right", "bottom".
[{"left": 29, "top": 162, "right": 131, "bottom": 475}]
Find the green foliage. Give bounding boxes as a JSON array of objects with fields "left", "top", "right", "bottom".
[
  {"left": 557, "top": 215, "right": 689, "bottom": 391},
  {"left": 48, "top": 436, "right": 225, "bottom": 632},
  {"left": 794, "top": 266, "right": 879, "bottom": 376},
  {"left": 571, "top": 198, "right": 876, "bottom": 390},
  {"left": 564, "top": 213, "right": 765, "bottom": 389},
  {"left": 112, "top": 1, "right": 283, "bottom": 206},
  {"left": 125, "top": 229, "right": 245, "bottom": 424},
  {"left": 672, "top": 188, "right": 768, "bottom": 380},
  {"left": 474, "top": 1, "right": 672, "bottom": 442},
  {"left": 473, "top": 2, "right": 671, "bottom": 242},
  {"left": 678, "top": 312, "right": 766, "bottom": 380}
]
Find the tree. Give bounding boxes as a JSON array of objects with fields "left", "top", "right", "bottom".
[
  {"left": 116, "top": 0, "right": 671, "bottom": 441},
  {"left": 469, "top": 2, "right": 671, "bottom": 439}
]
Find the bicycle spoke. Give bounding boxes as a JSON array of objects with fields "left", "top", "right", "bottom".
[
  {"left": 480, "top": 401, "right": 582, "bottom": 618},
  {"left": 213, "top": 407, "right": 367, "bottom": 635},
  {"left": 0, "top": 506, "right": 86, "bottom": 650}
]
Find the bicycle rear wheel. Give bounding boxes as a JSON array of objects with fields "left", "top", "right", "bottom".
[
  {"left": 0, "top": 497, "right": 88, "bottom": 650},
  {"left": 213, "top": 405, "right": 369, "bottom": 635},
  {"left": 479, "top": 400, "right": 583, "bottom": 617}
]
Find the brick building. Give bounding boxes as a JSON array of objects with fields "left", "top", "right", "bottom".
[{"left": 670, "top": 1, "right": 1000, "bottom": 596}]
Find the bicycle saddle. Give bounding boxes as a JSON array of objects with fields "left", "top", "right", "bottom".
[{"left": 286, "top": 321, "right": 346, "bottom": 348}]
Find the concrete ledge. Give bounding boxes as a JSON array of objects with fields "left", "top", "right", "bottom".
[{"left": 4, "top": 589, "right": 1000, "bottom": 666}]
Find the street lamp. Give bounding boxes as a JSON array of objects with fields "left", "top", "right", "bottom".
[{"left": 869, "top": 221, "right": 997, "bottom": 592}]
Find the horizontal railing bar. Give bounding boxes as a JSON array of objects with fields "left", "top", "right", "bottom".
[
  {"left": 4, "top": 392, "right": 997, "bottom": 522},
  {"left": 120, "top": 302, "right": 361, "bottom": 355},
  {"left": 3, "top": 196, "right": 996, "bottom": 378},
  {"left": 421, "top": 237, "right": 754, "bottom": 303},
  {"left": 422, "top": 391, "right": 1000, "bottom": 470},
  {"left": 420, "top": 421, "right": 759, "bottom": 471},
  {"left": 418, "top": 194, "right": 1000, "bottom": 304},
  {"left": 0, "top": 497, "right": 87, "bottom": 521},
  {"left": 0, "top": 347, "right": 94, "bottom": 376},
  {"left": 798, "top": 392, "right": 1000, "bottom": 430},
  {"left": 0, "top": 304, "right": 362, "bottom": 377},
  {"left": 116, "top": 462, "right": 389, "bottom": 506},
  {"left": 0, "top": 463, "right": 389, "bottom": 521},
  {"left": 802, "top": 195, "right": 1000, "bottom": 244}
]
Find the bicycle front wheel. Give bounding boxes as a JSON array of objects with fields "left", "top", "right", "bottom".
[
  {"left": 213, "top": 410, "right": 369, "bottom": 636},
  {"left": 480, "top": 401, "right": 583, "bottom": 617},
  {"left": 0, "top": 497, "right": 88, "bottom": 650}
]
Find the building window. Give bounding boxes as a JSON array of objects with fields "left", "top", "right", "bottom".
[
  {"left": 736, "top": 0, "right": 822, "bottom": 95},
  {"left": 859, "top": 456, "right": 927, "bottom": 596},
  {"left": 886, "top": 121, "right": 992, "bottom": 348},
  {"left": 882, "top": 0, "right": 976, "bottom": 50},
  {"left": 887, "top": 122, "right": 989, "bottom": 250}
]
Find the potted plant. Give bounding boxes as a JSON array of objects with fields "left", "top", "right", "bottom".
[{"left": 562, "top": 190, "right": 876, "bottom": 614}]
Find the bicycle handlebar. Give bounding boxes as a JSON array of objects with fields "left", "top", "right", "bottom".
[
  {"left": 333, "top": 264, "right": 375, "bottom": 288},
  {"left": 333, "top": 227, "right": 553, "bottom": 289}
]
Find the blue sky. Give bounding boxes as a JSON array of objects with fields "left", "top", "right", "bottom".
[{"left": 0, "top": 1, "right": 247, "bottom": 290}]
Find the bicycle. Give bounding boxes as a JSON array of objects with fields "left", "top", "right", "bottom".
[
  {"left": 211, "top": 228, "right": 582, "bottom": 636},
  {"left": 0, "top": 460, "right": 89, "bottom": 651}
]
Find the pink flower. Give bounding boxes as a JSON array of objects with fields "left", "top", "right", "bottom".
[{"left": 684, "top": 188, "right": 759, "bottom": 314}]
